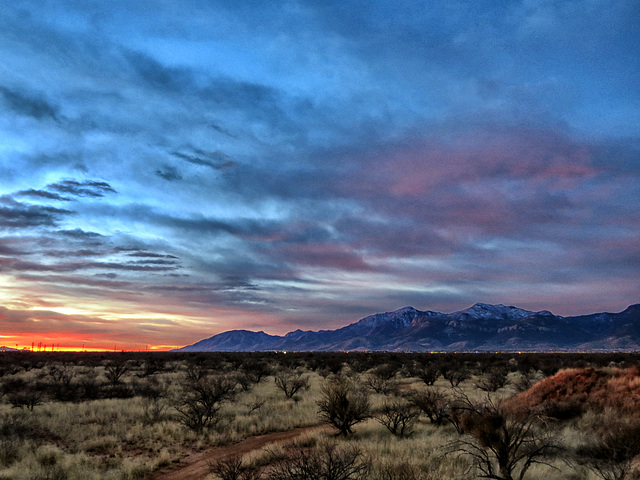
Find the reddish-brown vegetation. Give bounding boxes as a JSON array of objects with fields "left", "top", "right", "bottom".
[{"left": 507, "top": 366, "right": 640, "bottom": 420}]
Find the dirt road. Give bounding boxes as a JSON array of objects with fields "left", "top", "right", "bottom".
[{"left": 148, "top": 425, "right": 327, "bottom": 480}]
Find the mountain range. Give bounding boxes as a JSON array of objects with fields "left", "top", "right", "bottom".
[{"left": 175, "top": 303, "right": 640, "bottom": 352}]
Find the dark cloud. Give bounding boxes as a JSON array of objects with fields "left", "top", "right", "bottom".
[
  {"left": 17, "top": 189, "right": 71, "bottom": 201},
  {"left": 210, "top": 122, "right": 237, "bottom": 138},
  {"left": 171, "top": 149, "right": 237, "bottom": 171},
  {"left": 155, "top": 165, "right": 182, "bottom": 181},
  {"left": 0, "top": 196, "right": 75, "bottom": 229},
  {"left": 47, "top": 180, "right": 116, "bottom": 198},
  {"left": 0, "top": 86, "right": 59, "bottom": 120},
  {"left": 57, "top": 229, "right": 105, "bottom": 240},
  {"left": 0, "top": 256, "right": 179, "bottom": 274},
  {"left": 125, "top": 250, "right": 179, "bottom": 259},
  {"left": 123, "top": 50, "right": 196, "bottom": 93}
]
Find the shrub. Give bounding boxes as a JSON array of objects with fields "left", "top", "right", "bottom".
[
  {"left": 210, "top": 455, "right": 264, "bottom": 480},
  {"left": 7, "top": 388, "right": 45, "bottom": 411},
  {"left": 274, "top": 368, "right": 310, "bottom": 399},
  {"left": 410, "top": 363, "right": 440, "bottom": 386},
  {"left": 267, "top": 440, "right": 371, "bottom": 480},
  {"left": 442, "top": 366, "right": 470, "bottom": 388},
  {"left": 142, "top": 396, "right": 170, "bottom": 425},
  {"left": 317, "top": 376, "right": 370, "bottom": 437},
  {"left": 175, "top": 374, "right": 237, "bottom": 432},
  {"left": 576, "top": 417, "right": 640, "bottom": 480},
  {"left": 409, "top": 387, "right": 449, "bottom": 426},
  {"left": 477, "top": 368, "right": 510, "bottom": 393},
  {"left": 446, "top": 396, "right": 562, "bottom": 480},
  {"left": 506, "top": 367, "right": 640, "bottom": 421},
  {"left": 376, "top": 400, "right": 420, "bottom": 438},
  {"left": 104, "top": 359, "right": 131, "bottom": 387}
]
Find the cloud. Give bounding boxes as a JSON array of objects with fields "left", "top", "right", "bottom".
[
  {"left": 171, "top": 149, "right": 237, "bottom": 171},
  {"left": 124, "top": 250, "right": 179, "bottom": 260},
  {"left": 47, "top": 180, "right": 117, "bottom": 198},
  {"left": 123, "top": 50, "right": 196, "bottom": 94},
  {"left": 0, "top": 196, "right": 75, "bottom": 229},
  {"left": 0, "top": 86, "right": 59, "bottom": 120},
  {"left": 0, "top": 0, "right": 638, "bottom": 344},
  {"left": 155, "top": 165, "right": 183, "bottom": 181},
  {"left": 57, "top": 229, "right": 105, "bottom": 240},
  {"left": 17, "top": 189, "right": 71, "bottom": 201}
]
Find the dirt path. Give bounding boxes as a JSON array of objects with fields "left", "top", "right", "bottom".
[{"left": 147, "top": 425, "right": 327, "bottom": 480}]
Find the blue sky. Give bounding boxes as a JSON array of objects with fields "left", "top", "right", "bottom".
[{"left": 0, "top": 0, "right": 638, "bottom": 349}]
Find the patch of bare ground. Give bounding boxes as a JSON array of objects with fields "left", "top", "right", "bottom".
[{"left": 147, "top": 425, "right": 327, "bottom": 480}]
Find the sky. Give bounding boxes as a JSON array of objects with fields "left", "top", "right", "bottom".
[{"left": 0, "top": 1, "right": 639, "bottom": 350}]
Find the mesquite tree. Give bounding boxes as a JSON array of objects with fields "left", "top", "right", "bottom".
[{"left": 317, "top": 376, "right": 370, "bottom": 437}]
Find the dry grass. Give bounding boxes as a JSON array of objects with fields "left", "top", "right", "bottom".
[{"left": 1, "top": 355, "right": 639, "bottom": 479}]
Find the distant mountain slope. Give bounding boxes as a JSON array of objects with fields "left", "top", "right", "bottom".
[
  {"left": 0, "top": 346, "right": 20, "bottom": 352},
  {"left": 174, "top": 303, "right": 640, "bottom": 352}
]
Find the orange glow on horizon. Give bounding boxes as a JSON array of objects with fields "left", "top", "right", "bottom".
[
  {"left": 1, "top": 333, "right": 180, "bottom": 353},
  {"left": 3, "top": 341, "right": 179, "bottom": 353}
]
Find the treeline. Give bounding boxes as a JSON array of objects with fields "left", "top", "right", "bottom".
[{"left": 1, "top": 350, "right": 638, "bottom": 374}]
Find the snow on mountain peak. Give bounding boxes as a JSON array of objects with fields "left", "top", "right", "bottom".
[
  {"left": 459, "top": 303, "right": 535, "bottom": 320},
  {"left": 354, "top": 306, "right": 420, "bottom": 329}
]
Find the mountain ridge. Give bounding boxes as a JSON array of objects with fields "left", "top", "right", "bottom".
[{"left": 174, "top": 303, "right": 640, "bottom": 352}]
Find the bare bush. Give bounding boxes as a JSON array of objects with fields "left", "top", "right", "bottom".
[
  {"left": 364, "top": 373, "right": 399, "bottom": 395},
  {"left": 210, "top": 455, "right": 264, "bottom": 480},
  {"left": 446, "top": 395, "right": 563, "bottom": 480},
  {"left": 78, "top": 369, "right": 101, "bottom": 400},
  {"left": 477, "top": 368, "right": 511, "bottom": 393},
  {"left": 442, "top": 366, "right": 470, "bottom": 388},
  {"left": 411, "top": 363, "right": 440, "bottom": 386},
  {"left": 175, "top": 374, "right": 237, "bottom": 432},
  {"left": 104, "top": 359, "right": 130, "bottom": 387},
  {"left": 274, "top": 368, "right": 309, "bottom": 399},
  {"left": 513, "top": 368, "right": 541, "bottom": 393},
  {"left": 142, "top": 396, "right": 170, "bottom": 425},
  {"left": 409, "top": 387, "right": 450, "bottom": 426},
  {"left": 378, "top": 462, "right": 435, "bottom": 480},
  {"left": 576, "top": 418, "right": 640, "bottom": 480},
  {"left": 376, "top": 400, "right": 420, "bottom": 438},
  {"left": 267, "top": 440, "right": 371, "bottom": 480},
  {"left": 7, "top": 388, "right": 45, "bottom": 411},
  {"left": 244, "top": 399, "right": 266, "bottom": 415},
  {"left": 241, "top": 358, "right": 272, "bottom": 384},
  {"left": 317, "top": 376, "right": 370, "bottom": 437}
]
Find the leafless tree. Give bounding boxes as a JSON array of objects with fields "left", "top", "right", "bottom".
[
  {"left": 7, "top": 390, "right": 44, "bottom": 411},
  {"left": 274, "top": 368, "right": 309, "bottom": 399},
  {"left": 317, "top": 376, "right": 370, "bottom": 437},
  {"left": 175, "top": 374, "right": 237, "bottom": 432},
  {"left": 442, "top": 366, "right": 470, "bottom": 388},
  {"left": 477, "top": 368, "right": 511, "bottom": 393},
  {"left": 266, "top": 440, "right": 371, "bottom": 480},
  {"left": 446, "top": 395, "right": 563, "bottom": 480},
  {"left": 376, "top": 400, "right": 420, "bottom": 438},
  {"left": 364, "top": 373, "right": 399, "bottom": 395},
  {"left": 210, "top": 455, "right": 264, "bottom": 480},
  {"left": 409, "top": 387, "right": 450, "bottom": 426},
  {"left": 104, "top": 359, "right": 130, "bottom": 387},
  {"left": 411, "top": 363, "right": 440, "bottom": 386}
]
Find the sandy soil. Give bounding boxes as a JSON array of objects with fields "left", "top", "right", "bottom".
[{"left": 147, "top": 425, "right": 327, "bottom": 480}]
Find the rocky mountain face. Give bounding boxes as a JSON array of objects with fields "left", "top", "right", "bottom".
[{"left": 175, "top": 303, "right": 640, "bottom": 352}]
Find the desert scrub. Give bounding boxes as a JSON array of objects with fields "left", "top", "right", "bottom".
[
  {"left": 0, "top": 445, "right": 151, "bottom": 480},
  {"left": 0, "top": 397, "right": 187, "bottom": 479},
  {"left": 215, "top": 371, "right": 325, "bottom": 443}
]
